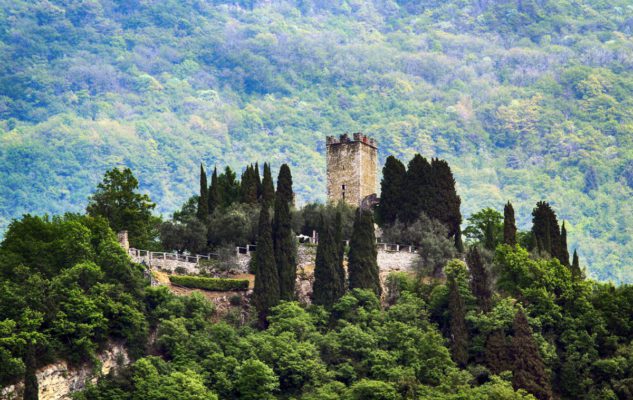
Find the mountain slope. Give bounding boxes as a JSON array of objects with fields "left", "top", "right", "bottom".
[{"left": 1, "top": 0, "right": 632, "bottom": 281}]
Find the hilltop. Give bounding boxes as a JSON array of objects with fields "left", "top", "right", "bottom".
[{"left": 1, "top": 0, "right": 632, "bottom": 281}]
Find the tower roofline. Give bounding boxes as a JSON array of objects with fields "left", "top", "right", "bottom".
[{"left": 326, "top": 132, "right": 377, "bottom": 149}]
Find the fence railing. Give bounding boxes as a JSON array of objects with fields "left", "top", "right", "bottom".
[{"left": 128, "top": 248, "right": 217, "bottom": 264}]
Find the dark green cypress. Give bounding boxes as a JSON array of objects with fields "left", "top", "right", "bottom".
[
  {"left": 429, "top": 158, "right": 462, "bottom": 239},
  {"left": 261, "top": 163, "right": 275, "bottom": 205},
  {"left": 503, "top": 201, "right": 517, "bottom": 246},
  {"left": 484, "top": 221, "right": 496, "bottom": 251},
  {"left": 401, "top": 154, "right": 432, "bottom": 224},
  {"left": 312, "top": 215, "right": 345, "bottom": 307},
  {"left": 253, "top": 205, "right": 280, "bottom": 328},
  {"left": 254, "top": 162, "right": 262, "bottom": 200},
  {"left": 218, "top": 166, "right": 239, "bottom": 207},
  {"left": 273, "top": 164, "right": 296, "bottom": 301},
  {"left": 334, "top": 210, "right": 346, "bottom": 291},
  {"left": 208, "top": 167, "right": 220, "bottom": 214},
  {"left": 560, "top": 222, "right": 570, "bottom": 267},
  {"left": 511, "top": 310, "right": 553, "bottom": 400},
  {"left": 197, "top": 164, "right": 209, "bottom": 220},
  {"left": 348, "top": 208, "right": 381, "bottom": 297},
  {"left": 378, "top": 156, "right": 406, "bottom": 226},
  {"left": 531, "top": 201, "right": 562, "bottom": 261},
  {"left": 571, "top": 250, "right": 581, "bottom": 279},
  {"left": 241, "top": 165, "right": 259, "bottom": 204},
  {"left": 23, "top": 350, "right": 38, "bottom": 400},
  {"left": 455, "top": 229, "right": 465, "bottom": 253},
  {"left": 485, "top": 329, "right": 511, "bottom": 375},
  {"left": 448, "top": 275, "right": 469, "bottom": 367},
  {"left": 467, "top": 246, "right": 491, "bottom": 312}
]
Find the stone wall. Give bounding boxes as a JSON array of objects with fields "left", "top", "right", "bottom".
[
  {"left": 377, "top": 250, "right": 418, "bottom": 272},
  {"left": 326, "top": 133, "right": 378, "bottom": 206},
  {"left": 1, "top": 343, "right": 129, "bottom": 400}
]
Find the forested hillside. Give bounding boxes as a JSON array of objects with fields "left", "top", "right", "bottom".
[{"left": 1, "top": 0, "right": 632, "bottom": 281}]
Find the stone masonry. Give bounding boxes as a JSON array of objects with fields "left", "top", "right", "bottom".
[{"left": 326, "top": 133, "right": 378, "bottom": 206}]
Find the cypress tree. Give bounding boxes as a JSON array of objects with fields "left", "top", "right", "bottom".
[
  {"left": 197, "top": 164, "right": 209, "bottom": 220},
  {"left": 312, "top": 215, "right": 345, "bottom": 307},
  {"left": 503, "top": 201, "right": 517, "bottom": 246},
  {"left": 254, "top": 162, "right": 262, "bottom": 199},
  {"left": 467, "top": 246, "right": 491, "bottom": 312},
  {"left": 560, "top": 222, "right": 570, "bottom": 267},
  {"left": 401, "top": 154, "right": 432, "bottom": 224},
  {"left": 348, "top": 208, "right": 381, "bottom": 297},
  {"left": 571, "top": 250, "right": 581, "bottom": 279},
  {"left": 511, "top": 310, "right": 553, "bottom": 400},
  {"left": 484, "top": 221, "right": 496, "bottom": 251},
  {"left": 273, "top": 164, "right": 296, "bottom": 301},
  {"left": 241, "top": 165, "right": 259, "bottom": 204},
  {"left": 218, "top": 166, "right": 239, "bottom": 207},
  {"left": 378, "top": 156, "right": 406, "bottom": 226},
  {"left": 23, "top": 350, "right": 38, "bottom": 400},
  {"left": 455, "top": 229, "right": 465, "bottom": 253},
  {"left": 485, "top": 330, "right": 511, "bottom": 375},
  {"left": 208, "top": 167, "right": 220, "bottom": 214},
  {"left": 448, "top": 275, "right": 469, "bottom": 367},
  {"left": 253, "top": 205, "right": 280, "bottom": 328},
  {"left": 334, "top": 210, "right": 346, "bottom": 291},
  {"left": 261, "top": 163, "right": 275, "bottom": 205},
  {"left": 429, "top": 158, "right": 462, "bottom": 239},
  {"left": 531, "top": 201, "right": 562, "bottom": 261}
]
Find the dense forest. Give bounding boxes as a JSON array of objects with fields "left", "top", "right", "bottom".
[
  {"left": 0, "top": 0, "right": 632, "bottom": 281},
  {"left": 2, "top": 156, "right": 633, "bottom": 399}
]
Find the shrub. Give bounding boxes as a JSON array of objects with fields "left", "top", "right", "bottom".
[{"left": 169, "top": 275, "right": 249, "bottom": 291}]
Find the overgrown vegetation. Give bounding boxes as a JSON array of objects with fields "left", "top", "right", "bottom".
[{"left": 1, "top": 0, "right": 632, "bottom": 281}]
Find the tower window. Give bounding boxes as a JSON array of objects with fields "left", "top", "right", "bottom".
[{"left": 342, "top": 184, "right": 346, "bottom": 199}]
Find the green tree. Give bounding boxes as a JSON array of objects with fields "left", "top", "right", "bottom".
[
  {"left": 348, "top": 209, "right": 381, "bottom": 297},
  {"left": 467, "top": 246, "right": 491, "bottom": 312},
  {"left": 448, "top": 274, "right": 469, "bottom": 366},
  {"left": 560, "top": 221, "right": 570, "bottom": 267},
  {"left": 378, "top": 156, "right": 406, "bottom": 226},
  {"left": 401, "top": 154, "right": 431, "bottom": 224},
  {"left": 312, "top": 215, "right": 345, "bottom": 308},
  {"left": 86, "top": 168, "right": 157, "bottom": 249},
  {"left": 531, "top": 201, "right": 562, "bottom": 262},
  {"left": 218, "top": 167, "right": 239, "bottom": 208},
  {"left": 571, "top": 250, "right": 581, "bottom": 279},
  {"left": 463, "top": 207, "right": 503, "bottom": 246},
  {"left": 208, "top": 167, "right": 220, "bottom": 215},
  {"left": 504, "top": 201, "right": 517, "bottom": 246},
  {"left": 236, "top": 359, "right": 278, "bottom": 400},
  {"left": 511, "top": 309, "right": 552, "bottom": 400},
  {"left": 261, "top": 162, "right": 275, "bottom": 206},
  {"left": 429, "top": 158, "right": 462, "bottom": 240},
  {"left": 240, "top": 165, "right": 259, "bottom": 204},
  {"left": 485, "top": 329, "right": 511, "bottom": 375},
  {"left": 253, "top": 205, "right": 280, "bottom": 328},
  {"left": 273, "top": 164, "right": 296, "bottom": 301},
  {"left": 334, "top": 210, "right": 346, "bottom": 291},
  {"left": 197, "top": 164, "right": 209, "bottom": 221}
]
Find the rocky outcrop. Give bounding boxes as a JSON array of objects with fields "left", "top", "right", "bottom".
[{"left": 1, "top": 343, "right": 129, "bottom": 400}]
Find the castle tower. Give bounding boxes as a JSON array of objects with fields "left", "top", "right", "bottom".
[{"left": 326, "top": 133, "right": 378, "bottom": 207}]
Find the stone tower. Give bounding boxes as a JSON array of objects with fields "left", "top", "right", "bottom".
[{"left": 326, "top": 133, "right": 378, "bottom": 206}]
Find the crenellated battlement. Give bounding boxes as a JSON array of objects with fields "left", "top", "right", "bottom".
[{"left": 326, "top": 133, "right": 377, "bottom": 149}]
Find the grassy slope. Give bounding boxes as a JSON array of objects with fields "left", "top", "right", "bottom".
[{"left": 0, "top": 0, "right": 632, "bottom": 281}]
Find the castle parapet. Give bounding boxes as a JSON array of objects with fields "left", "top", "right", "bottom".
[{"left": 326, "top": 133, "right": 377, "bottom": 148}]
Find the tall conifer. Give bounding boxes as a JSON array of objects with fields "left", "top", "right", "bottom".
[
  {"left": 485, "top": 330, "right": 511, "bottom": 374},
  {"left": 240, "top": 165, "right": 259, "bottom": 204},
  {"left": 253, "top": 205, "right": 279, "bottom": 328},
  {"left": 348, "top": 209, "right": 381, "bottom": 296},
  {"left": 467, "top": 247, "right": 491, "bottom": 312},
  {"left": 511, "top": 310, "right": 553, "bottom": 400},
  {"left": 378, "top": 156, "right": 406, "bottom": 225},
  {"left": 334, "top": 210, "right": 346, "bottom": 290},
  {"left": 531, "top": 201, "right": 562, "bottom": 261},
  {"left": 503, "top": 201, "right": 517, "bottom": 246},
  {"left": 197, "top": 164, "right": 209, "bottom": 220},
  {"left": 312, "top": 215, "right": 345, "bottom": 307},
  {"left": 208, "top": 167, "right": 220, "bottom": 214},
  {"left": 273, "top": 164, "right": 296, "bottom": 301},
  {"left": 484, "top": 221, "right": 496, "bottom": 251},
  {"left": 261, "top": 163, "right": 275, "bottom": 205},
  {"left": 560, "top": 222, "right": 570, "bottom": 267},
  {"left": 571, "top": 250, "right": 581, "bottom": 279},
  {"left": 429, "top": 158, "right": 462, "bottom": 239},
  {"left": 448, "top": 275, "right": 469, "bottom": 366},
  {"left": 401, "top": 154, "right": 431, "bottom": 224}
]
